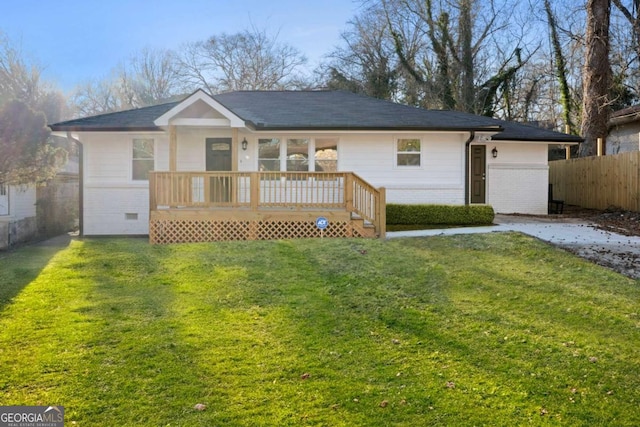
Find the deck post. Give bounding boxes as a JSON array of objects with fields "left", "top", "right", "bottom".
[
  {"left": 250, "top": 172, "right": 260, "bottom": 211},
  {"left": 377, "top": 187, "right": 386, "bottom": 239},
  {"left": 169, "top": 125, "right": 177, "bottom": 172},
  {"left": 149, "top": 173, "right": 157, "bottom": 211},
  {"left": 344, "top": 173, "right": 354, "bottom": 211}
]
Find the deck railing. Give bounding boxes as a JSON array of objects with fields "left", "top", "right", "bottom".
[{"left": 149, "top": 171, "right": 385, "bottom": 235}]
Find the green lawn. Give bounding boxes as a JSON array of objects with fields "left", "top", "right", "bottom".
[{"left": 1, "top": 234, "right": 639, "bottom": 426}]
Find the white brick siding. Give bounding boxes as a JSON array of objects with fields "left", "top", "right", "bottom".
[
  {"left": 487, "top": 164, "right": 548, "bottom": 215},
  {"left": 84, "top": 185, "right": 149, "bottom": 235}
]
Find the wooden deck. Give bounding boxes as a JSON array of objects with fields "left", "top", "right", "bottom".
[{"left": 148, "top": 171, "right": 385, "bottom": 243}]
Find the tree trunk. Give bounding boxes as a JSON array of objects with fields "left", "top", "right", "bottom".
[
  {"left": 545, "top": 0, "right": 576, "bottom": 135},
  {"left": 580, "top": 0, "right": 612, "bottom": 157},
  {"left": 458, "top": 0, "right": 475, "bottom": 112}
]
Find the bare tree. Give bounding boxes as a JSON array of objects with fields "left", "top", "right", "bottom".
[
  {"left": 0, "top": 32, "right": 69, "bottom": 122},
  {"left": 0, "top": 33, "right": 42, "bottom": 107},
  {"left": 611, "top": 0, "right": 640, "bottom": 60},
  {"left": 177, "top": 27, "right": 308, "bottom": 92},
  {"left": 320, "top": 5, "right": 400, "bottom": 99},
  {"left": 580, "top": 0, "right": 613, "bottom": 157},
  {"left": 0, "top": 100, "right": 66, "bottom": 185},
  {"left": 120, "top": 47, "right": 184, "bottom": 106},
  {"left": 382, "top": 0, "right": 530, "bottom": 115},
  {"left": 545, "top": 0, "right": 577, "bottom": 134},
  {"left": 72, "top": 47, "right": 185, "bottom": 115},
  {"left": 72, "top": 76, "right": 124, "bottom": 116}
]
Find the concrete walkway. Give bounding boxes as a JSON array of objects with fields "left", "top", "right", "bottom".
[{"left": 387, "top": 214, "right": 640, "bottom": 279}]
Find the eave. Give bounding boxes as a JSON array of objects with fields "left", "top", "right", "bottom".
[{"left": 49, "top": 125, "right": 164, "bottom": 132}]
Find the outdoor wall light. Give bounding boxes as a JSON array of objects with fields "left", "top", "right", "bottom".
[
  {"left": 491, "top": 147, "right": 498, "bottom": 158},
  {"left": 241, "top": 138, "right": 248, "bottom": 150}
]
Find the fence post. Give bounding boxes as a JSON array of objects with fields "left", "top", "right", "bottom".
[{"left": 597, "top": 138, "right": 604, "bottom": 156}]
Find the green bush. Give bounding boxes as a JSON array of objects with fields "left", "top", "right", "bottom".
[{"left": 386, "top": 204, "right": 494, "bottom": 226}]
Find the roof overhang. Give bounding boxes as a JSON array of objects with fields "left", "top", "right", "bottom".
[
  {"left": 49, "top": 126, "right": 163, "bottom": 133},
  {"left": 154, "top": 89, "right": 245, "bottom": 128},
  {"left": 608, "top": 112, "right": 640, "bottom": 128}
]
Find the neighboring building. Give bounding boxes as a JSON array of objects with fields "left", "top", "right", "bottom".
[
  {"left": 50, "top": 90, "right": 582, "bottom": 242},
  {"left": 0, "top": 184, "right": 37, "bottom": 249},
  {"left": 607, "top": 105, "right": 640, "bottom": 154},
  {"left": 0, "top": 137, "right": 79, "bottom": 250}
]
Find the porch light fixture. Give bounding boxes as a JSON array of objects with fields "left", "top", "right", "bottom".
[
  {"left": 491, "top": 147, "right": 498, "bottom": 158},
  {"left": 241, "top": 138, "right": 248, "bottom": 150}
]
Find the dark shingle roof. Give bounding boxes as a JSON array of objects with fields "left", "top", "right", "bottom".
[
  {"left": 50, "top": 90, "right": 583, "bottom": 143},
  {"left": 50, "top": 101, "right": 179, "bottom": 132},
  {"left": 213, "top": 91, "right": 501, "bottom": 131},
  {"left": 490, "top": 118, "right": 583, "bottom": 143}
]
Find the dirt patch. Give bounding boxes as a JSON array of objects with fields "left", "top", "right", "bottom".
[{"left": 556, "top": 206, "right": 640, "bottom": 279}]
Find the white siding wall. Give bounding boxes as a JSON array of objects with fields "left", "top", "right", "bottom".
[
  {"left": 176, "top": 128, "right": 233, "bottom": 171},
  {"left": 82, "top": 132, "right": 167, "bottom": 235},
  {"left": 79, "top": 129, "right": 553, "bottom": 236},
  {"left": 242, "top": 132, "right": 467, "bottom": 205},
  {"left": 485, "top": 143, "right": 549, "bottom": 215}
]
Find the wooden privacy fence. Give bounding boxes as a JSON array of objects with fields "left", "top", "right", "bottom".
[{"left": 549, "top": 151, "right": 640, "bottom": 211}]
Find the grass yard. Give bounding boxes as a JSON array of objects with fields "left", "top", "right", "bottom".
[{"left": 0, "top": 234, "right": 639, "bottom": 426}]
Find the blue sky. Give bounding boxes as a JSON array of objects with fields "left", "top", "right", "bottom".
[{"left": 0, "top": 0, "right": 359, "bottom": 92}]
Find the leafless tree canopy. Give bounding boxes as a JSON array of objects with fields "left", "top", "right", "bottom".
[
  {"left": 0, "top": 33, "right": 69, "bottom": 184},
  {"left": 47, "top": 2, "right": 640, "bottom": 156},
  {"left": 71, "top": 27, "right": 309, "bottom": 116},
  {"left": 177, "top": 27, "right": 308, "bottom": 92}
]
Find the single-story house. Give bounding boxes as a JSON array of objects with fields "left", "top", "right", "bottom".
[
  {"left": 50, "top": 89, "right": 582, "bottom": 243},
  {"left": 0, "top": 183, "right": 37, "bottom": 249},
  {"left": 607, "top": 105, "right": 640, "bottom": 154}
]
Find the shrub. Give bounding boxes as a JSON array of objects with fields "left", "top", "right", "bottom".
[{"left": 386, "top": 204, "right": 494, "bottom": 226}]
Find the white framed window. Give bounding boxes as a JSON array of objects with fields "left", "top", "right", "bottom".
[
  {"left": 287, "top": 138, "right": 310, "bottom": 171},
  {"left": 258, "top": 137, "right": 339, "bottom": 172},
  {"left": 314, "top": 138, "right": 338, "bottom": 172},
  {"left": 396, "top": 138, "right": 421, "bottom": 167},
  {"left": 258, "top": 138, "right": 281, "bottom": 171},
  {"left": 132, "top": 138, "right": 154, "bottom": 181}
]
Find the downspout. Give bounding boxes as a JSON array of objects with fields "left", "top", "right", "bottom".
[
  {"left": 67, "top": 132, "right": 84, "bottom": 237},
  {"left": 464, "top": 131, "right": 476, "bottom": 205}
]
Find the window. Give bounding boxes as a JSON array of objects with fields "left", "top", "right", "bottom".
[
  {"left": 0, "top": 183, "right": 6, "bottom": 196},
  {"left": 259, "top": 137, "right": 339, "bottom": 172},
  {"left": 132, "top": 138, "right": 154, "bottom": 180},
  {"left": 314, "top": 138, "right": 338, "bottom": 172},
  {"left": 258, "top": 138, "right": 281, "bottom": 171},
  {"left": 287, "top": 139, "right": 309, "bottom": 171},
  {"left": 397, "top": 138, "right": 421, "bottom": 166}
]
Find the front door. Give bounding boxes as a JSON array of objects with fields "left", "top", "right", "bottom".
[
  {"left": 470, "top": 145, "right": 486, "bottom": 204},
  {"left": 205, "top": 138, "right": 232, "bottom": 203}
]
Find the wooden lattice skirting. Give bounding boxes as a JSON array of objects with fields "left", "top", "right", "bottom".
[{"left": 149, "top": 214, "right": 374, "bottom": 244}]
